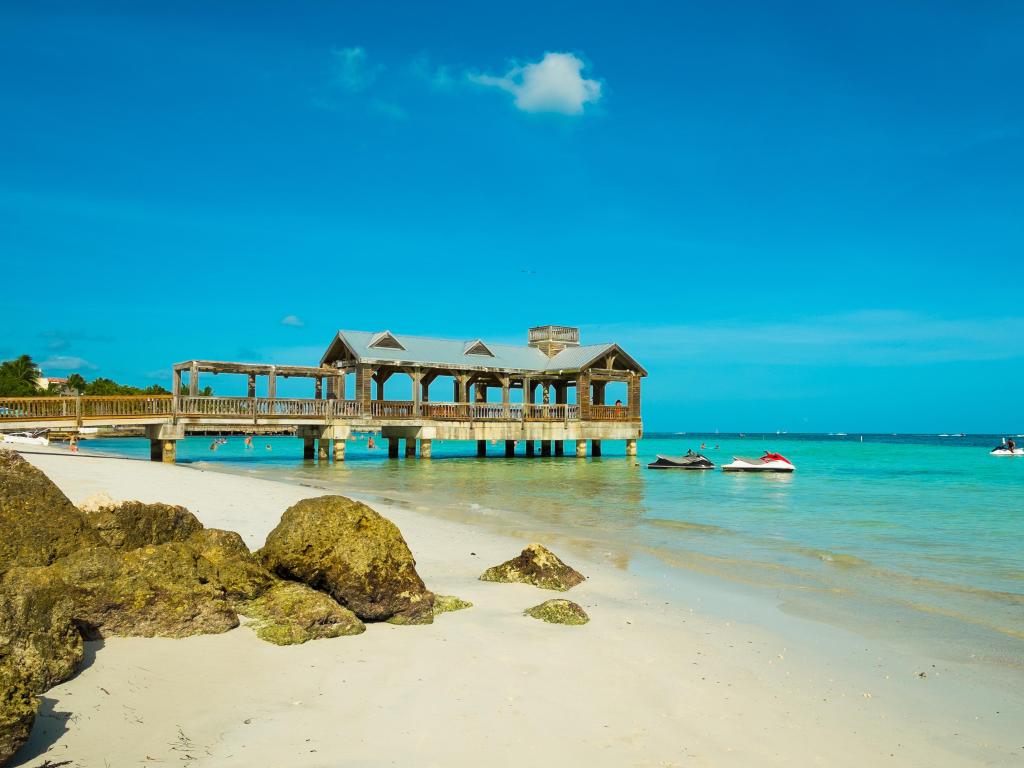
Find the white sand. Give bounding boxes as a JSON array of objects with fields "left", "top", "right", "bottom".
[{"left": 8, "top": 446, "right": 1022, "bottom": 767}]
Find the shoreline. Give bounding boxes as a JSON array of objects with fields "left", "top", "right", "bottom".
[{"left": 9, "top": 444, "right": 1023, "bottom": 766}]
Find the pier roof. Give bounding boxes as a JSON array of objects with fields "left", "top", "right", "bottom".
[{"left": 321, "top": 329, "right": 646, "bottom": 376}]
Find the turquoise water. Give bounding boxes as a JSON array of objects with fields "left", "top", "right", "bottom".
[{"left": 81, "top": 433, "right": 1024, "bottom": 667}]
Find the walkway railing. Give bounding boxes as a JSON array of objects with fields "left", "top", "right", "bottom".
[
  {"left": 0, "top": 396, "right": 173, "bottom": 423},
  {"left": 588, "top": 404, "right": 630, "bottom": 421},
  {"left": 0, "top": 395, "right": 634, "bottom": 424}
]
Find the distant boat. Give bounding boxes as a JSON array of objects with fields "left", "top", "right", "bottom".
[
  {"left": 2, "top": 429, "right": 49, "bottom": 446},
  {"left": 835, "top": 432, "right": 847, "bottom": 436}
]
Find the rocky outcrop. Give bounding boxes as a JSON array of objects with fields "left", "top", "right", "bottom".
[
  {"left": 523, "top": 599, "right": 589, "bottom": 625},
  {"left": 260, "top": 496, "right": 434, "bottom": 624},
  {"left": 84, "top": 500, "right": 204, "bottom": 551},
  {"left": 0, "top": 664, "right": 36, "bottom": 767},
  {"left": 479, "top": 544, "right": 585, "bottom": 591},
  {"left": 188, "top": 529, "right": 276, "bottom": 604},
  {"left": 49, "top": 544, "right": 238, "bottom": 640},
  {"left": 244, "top": 582, "right": 365, "bottom": 645},
  {"left": 432, "top": 595, "right": 473, "bottom": 616},
  {"left": 0, "top": 567, "right": 83, "bottom": 694},
  {"left": 0, "top": 449, "right": 101, "bottom": 574}
]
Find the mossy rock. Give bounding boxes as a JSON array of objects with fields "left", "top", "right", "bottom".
[
  {"left": 432, "top": 595, "right": 473, "bottom": 616},
  {"left": 0, "top": 449, "right": 102, "bottom": 574},
  {"left": 84, "top": 500, "right": 204, "bottom": 551},
  {"left": 188, "top": 529, "right": 276, "bottom": 603},
  {"left": 523, "top": 599, "right": 589, "bottom": 626},
  {"left": 479, "top": 544, "right": 585, "bottom": 592},
  {"left": 260, "top": 496, "right": 434, "bottom": 625},
  {"left": 0, "top": 663, "right": 37, "bottom": 767},
  {"left": 49, "top": 543, "right": 238, "bottom": 640},
  {"left": 0, "top": 566, "right": 83, "bottom": 694},
  {"left": 243, "top": 581, "right": 365, "bottom": 645}
]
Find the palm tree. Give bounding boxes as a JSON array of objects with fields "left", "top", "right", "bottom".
[{"left": 0, "top": 354, "right": 42, "bottom": 396}]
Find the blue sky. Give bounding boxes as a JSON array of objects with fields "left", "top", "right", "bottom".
[{"left": 1, "top": 1, "right": 1022, "bottom": 432}]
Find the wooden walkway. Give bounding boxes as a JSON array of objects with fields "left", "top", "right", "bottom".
[{"left": 0, "top": 395, "right": 634, "bottom": 429}]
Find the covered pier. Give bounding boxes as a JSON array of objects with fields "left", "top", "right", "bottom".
[{"left": 0, "top": 325, "right": 646, "bottom": 463}]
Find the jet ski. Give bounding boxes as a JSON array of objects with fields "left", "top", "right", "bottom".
[
  {"left": 647, "top": 450, "right": 715, "bottom": 470},
  {"left": 722, "top": 451, "right": 795, "bottom": 473},
  {"left": 990, "top": 445, "right": 1024, "bottom": 456}
]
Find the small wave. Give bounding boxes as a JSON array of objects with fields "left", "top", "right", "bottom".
[
  {"left": 791, "top": 546, "right": 869, "bottom": 567},
  {"left": 643, "top": 517, "right": 733, "bottom": 535}
]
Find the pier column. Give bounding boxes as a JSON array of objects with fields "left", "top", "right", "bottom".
[
  {"left": 591, "top": 440, "right": 602, "bottom": 457},
  {"left": 303, "top": 438, "right": 315, "bottom": 460},
  {"left": 505, "top": 440, "right": 515, "bottom": 457},
  {"left": 477, "top": 440, "right": 487, "bottom": 457},
  {"left": 149, "top": 439, "right": 177, "bottom": 463},
  {"left": 388, "top": 438, "right": 400, "bottom": 458},
  {"left": 406, "top": 438, "right": 417, "bottom": 458},
  {"left": 576, "top": 440, "right": 587, "bottom": 458},
  {"left": 318, "top": 439, "right": 329, "bottom": 461},
  {"left": 333, "top": 439, "right": 345, "bottom": 462},
  {"left": 247, "top": 374, "right": 256, "bottom": 398},
  {"left": 315, "top": 377, "right": 323, "bottom": 400},
  {"left": 541, "top": 440, "right": 552, "bottom": 457},
  {"left": 555, "top": 441, "right": 564, "bottom": 456},
  {"left": 420, "top": 439, "right": 432, "bottom": 459},
  {"left": 526, "top": 441, "right": 535, "bottom": 457},
  {"left": 626, "top": 439, "right": 637, "bottom": 456},
  {"left": 188, "top": 362, "right": 199, "bottom": 396}
]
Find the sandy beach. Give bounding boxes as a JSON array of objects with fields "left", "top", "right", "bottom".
[{"left": 7, "top": 445, "right": 1021, "bottom": 767}]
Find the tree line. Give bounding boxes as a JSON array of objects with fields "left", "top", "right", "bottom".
[{"left": 0, "top": 355, "right": 212, "bottom": 397}]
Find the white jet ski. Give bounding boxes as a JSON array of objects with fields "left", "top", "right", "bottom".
[
  {"left": 990, "top": 445, "right": 1023, "bottom": 456},
  {"left": 722, "top": 451, "right": 795, "bottom": 473}
]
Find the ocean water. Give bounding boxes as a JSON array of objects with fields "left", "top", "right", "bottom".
[{"left": 80, "top": 432, "right": 1024, "bottom": 668}]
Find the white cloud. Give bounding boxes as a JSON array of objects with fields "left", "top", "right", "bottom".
[
  {"left": 331, "top": 47, "right": 378, "bottom": 92},
  {"left": 469, "top": 52, "right": 602, "bottom": 115},
  {"left": 281, "top": 315, "right": 304, "bottom": 327},
  {"left": 39, "top": 356, "right": 98, "bottom": 371}
]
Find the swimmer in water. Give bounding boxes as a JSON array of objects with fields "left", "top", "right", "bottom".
[
  {"left": 265, "top": 444, "right": 272, "bottom": 451},
  {"left": 244, "top": 435, "right": 253, "bottom": 449}
]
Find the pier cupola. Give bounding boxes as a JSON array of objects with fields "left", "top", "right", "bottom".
[{"left": 528, "top": 325, "right": 580, "bottom": 358}]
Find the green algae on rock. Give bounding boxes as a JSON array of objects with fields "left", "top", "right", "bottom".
[
  {"left": 523, "top": 599, "right": 590, "bottom": 625},
  {"left": 0, "top": 449, "right": 102, "bottom": 574},
  {"left": 83, "top": 500, "right": 204, "bottom": 551},
  {"left": 188, "top": 528, "right": 276, "bottom": 603},
  {"left": 260, "top": 495, "right": 434, "bottom": 625},
  {"left": 0, "top": 664, "right": 37, "bottom": 767},
  {"left": 0, "top": 567, "right": 83, "bottom": 694},
  {"left": 49, "top": 543, "right": 238, "bottom": 640},
  {"left": 244, "top": 581, "right": 365, "bottom": 645},
  {"left": 432, "top": 595, "right": 473, "bottom": 616},
  {"left": 479, "top": 544, "right": 585, "bottom": 592}
]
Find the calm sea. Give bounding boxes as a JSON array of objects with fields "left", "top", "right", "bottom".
[{"left": 81, "top": 432, "right": 1024, "bottom": 668}]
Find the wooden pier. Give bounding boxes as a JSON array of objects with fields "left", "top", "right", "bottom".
[{"left": 0, "top": 326, "right": 645, "bottom": 463}]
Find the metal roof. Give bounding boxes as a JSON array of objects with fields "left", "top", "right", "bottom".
[{"left": 321, "top": 330, "right": 645, "bottom": 375}]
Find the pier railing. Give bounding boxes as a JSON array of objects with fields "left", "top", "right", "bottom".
[{"left": 0, "top": 395, "right": 635, "bottom": 425}]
